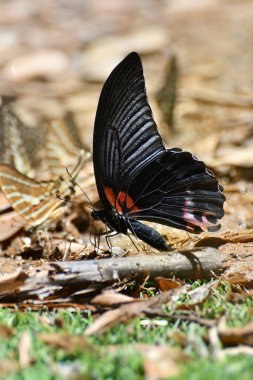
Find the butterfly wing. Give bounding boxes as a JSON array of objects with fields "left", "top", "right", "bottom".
[
  {"left": 122, "top": 149, "right": 225, "bottom": 233},
  {"left": 93, "top": 52, "right": 166, "bottom": 209},
  {"left": 46, "top": 112, "right": 90, "bottom": 177},
  {"left": 0, "top": 164, "right": 64, "bottom": 226},
  {"left": 0, "top": 105, "right": 45, "bottom": 176}
]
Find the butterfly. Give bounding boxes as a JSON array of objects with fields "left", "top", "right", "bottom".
[
  {"left": 91, "top": 52, "right": 225, "bottom": 251},
  {"left": 0, "top": 104, "right": 91, "bottom": 229},
  {"left": 0, "top": 152, "right": 85, "bottom": 228}
]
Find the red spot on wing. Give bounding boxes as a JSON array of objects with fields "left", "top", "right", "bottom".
[
  {"left": 117, "top": 191, "right": 140, "bottom": 213},
  {"left": 104, "top": 187, "right": 140, "bottom": 213},
  {"left": 105, "top": 187, "right": 116, "bottom": 207}
]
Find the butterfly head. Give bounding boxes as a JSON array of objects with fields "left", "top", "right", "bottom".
[{"left": 91, "top": 209, "right": 128, "bottom": 234}]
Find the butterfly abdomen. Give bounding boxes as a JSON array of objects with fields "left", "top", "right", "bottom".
[{"left": 128, "top": 219, "right": 169, "bottom": 251}]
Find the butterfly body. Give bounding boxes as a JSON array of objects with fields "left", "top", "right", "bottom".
[
  {"left": 92, "top": 52, "right": 225, "bottom": 251},
  {"left": 92, "top": 209, "right": 169, "bottom": 251}
]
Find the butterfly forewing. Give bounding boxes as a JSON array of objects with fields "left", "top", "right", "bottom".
[{"left": 93, "top": 52, "right": 165, "bottom": 207}]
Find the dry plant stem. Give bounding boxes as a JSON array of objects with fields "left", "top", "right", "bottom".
[
  {"left": 37, "top": 247, "right": 228, "bottom": 284},
  {"left": 2, "top": 247, "right": 253, "bottom": 303}
]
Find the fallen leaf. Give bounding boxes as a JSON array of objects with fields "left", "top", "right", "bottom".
[
  {"left": 187, "top": 281, "right": 217, "bottom": 306},
  {"left": 39, "top": 332, "right": 94, "bottom": 354},
  {"left": 195, "top": 231, "right": 253, "bottom": 248},
  {"left": 91, "top": 290, "right": 135, "bottom": 306},
  {"left": 84, "top": 303, "right": 146, "bottom": 336},
  {"left": 218, "top": 317, "right": 253, "bottom": 346},
  {"left": 0, "top": 323, "right": 14, "bottom": 339},
  {"left": 154, "top": 277, "right": 185, "bottom": 291},
  {"left": 85, "top": 290, "right": 190, "bottom": 336}
]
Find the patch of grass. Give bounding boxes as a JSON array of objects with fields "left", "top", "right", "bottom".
[
  {"left": 0, "top": 282, "right": 252, "bottom": 379},
  {"left": 173, "top": 356, "right": 253, "bottom": 380},
  {"left": 196, "top": 284, "right": 253, "bottom": 326}
]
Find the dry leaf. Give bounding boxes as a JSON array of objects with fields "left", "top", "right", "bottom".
[
  {"left": 39, "top": 333, "right": 93, "bottom": 354},
  {"left": 154, "top": 277, "right": 184, "bottom": 291},
  {"left": 218, "top": 317, "right": 253, "bottom": 346},
  {"left": 195, "top": 231, "right": 253, "bottom": 248},
  {"left": 0, "top": 323, "right": 14, "bottom": 339},
  {"left": 91, "top": 290, "right": 135, "bottom": 306},
  {"left": 187, "top": 282, "right": 217, "bottom": 306}
]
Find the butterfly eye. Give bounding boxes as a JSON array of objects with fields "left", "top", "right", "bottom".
[{"left": 91, "top": 211, "right": 101, "bottom": 221}]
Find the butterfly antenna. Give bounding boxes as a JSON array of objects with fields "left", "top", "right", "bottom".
[
  {"left": 56, "top": 193, "right": 94, "bottom": 211},
  {"left": 66, "top": 167, "right": 95, "bottom": 211}
]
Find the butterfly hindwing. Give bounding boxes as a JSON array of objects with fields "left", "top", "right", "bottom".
[
  {"left": 0, "top": 104, "right": 45, "bottom": 176},
  {"left": 102, "top": 149, "right": 225, "bottom": 234},
  {"left": 124, "top": 150, "right": 225, "bottom": 233},
  {"left": 0, "top": 164, "right": 64, "bottom": 226}
]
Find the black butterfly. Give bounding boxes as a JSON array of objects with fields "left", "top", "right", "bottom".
[{"left": 91, "top": 52, "right": 225, "bottom": 251}]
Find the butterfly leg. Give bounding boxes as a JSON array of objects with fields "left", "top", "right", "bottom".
[
  {"left": 126, "top": 231, "right": 142, "bottom": 252},
  {"left": 89, "top": 218, "right": 100, "bottom": 251},
  {"left": 97, "top": 227, "right": 120, "bottom": 253},
  {"left": 104, "top": 225, "right": 120, "bottom": 252},
  {"left": 105, "top": 229, "right": 112, "bottom": 251},
  {"left": 91, "top": 228, "right": 117, "bottom": 253}
]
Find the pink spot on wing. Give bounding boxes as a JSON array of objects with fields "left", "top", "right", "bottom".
[{"left": 182, "top": 201, "right": 220, "bottom": 233}]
